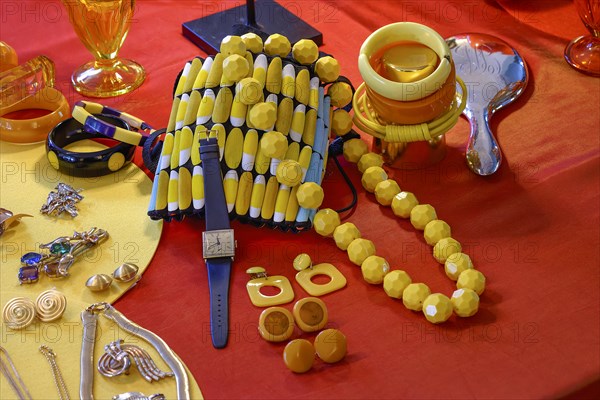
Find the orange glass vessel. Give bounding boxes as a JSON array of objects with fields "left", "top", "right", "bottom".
[
  {"left": 565, "top": 0, "right": 600, "bottom": 76},
  {"left": 62, "top": 0, "right": 145, "bottom": 97}
]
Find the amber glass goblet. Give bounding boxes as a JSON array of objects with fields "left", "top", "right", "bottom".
[
  {"left": 62, "top": 0, "right": 146, "bottom": 97},
  {"left": 565, "top": 0, "right": 600, "bottom": 76}
]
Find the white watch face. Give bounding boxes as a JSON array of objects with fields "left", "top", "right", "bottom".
[{"left": 203, "top": 229, "right": 235, "bottom": 258}]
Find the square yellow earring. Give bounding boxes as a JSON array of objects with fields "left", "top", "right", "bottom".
[
  {"left": 293, "top": 254, "right": 347, "bottom": 297},
  {"left": 246, "top": 267, "right": 295, "bottom": 307}
]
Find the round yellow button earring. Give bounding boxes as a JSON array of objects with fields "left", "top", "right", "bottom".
[
  {"left": 292, "top": 297, "right": 328, "bottom": 333},
  {"left": 283, "top": 339, "right": 315, "bottom": 373},
  {"left": 258, "top": 307, "right": 295, "bottom": 342},
  {"left": 293, "top": 253, "right": 347, "bottom": 297},
  {"left": 314, "top": 329, "right": 347, "bottom": 364}
]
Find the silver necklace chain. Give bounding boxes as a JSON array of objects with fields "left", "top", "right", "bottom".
[
  {"left": 39, "top": 345, "right": 71, "bottom": 400},
  {"left": 0, "top": 346, "right": 32, "bottom": 400}
]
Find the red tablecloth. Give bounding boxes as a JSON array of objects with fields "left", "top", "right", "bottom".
[{"left": 3, "top": 0, "right": 599, "bottom": 398}]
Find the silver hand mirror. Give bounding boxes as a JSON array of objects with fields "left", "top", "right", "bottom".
[{"left": 447, "top": 33, "right": 528, "bottom": 176}]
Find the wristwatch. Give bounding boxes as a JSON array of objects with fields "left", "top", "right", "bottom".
[{"left": 199, "top": 134, "right": 235, "bottom": 348}]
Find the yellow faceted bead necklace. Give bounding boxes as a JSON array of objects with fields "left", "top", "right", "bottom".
[{"left": 313, "top": 150, "right": 486, "bottom": 324}]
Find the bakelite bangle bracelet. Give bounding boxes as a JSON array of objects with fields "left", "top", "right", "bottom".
[
  {"left": 46, "top": 115, "right": 135, "bottom": 177},
  {"left": 358, "top": 22, "right": 452, "bottom": 102},
  {"left": 0, "top": 87, "right": 70, "bottom": 143},
  {"left": 72, "top": 100, "right": 155, "bottom": 146}
]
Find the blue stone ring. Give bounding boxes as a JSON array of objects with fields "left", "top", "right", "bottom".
[{"left": 18, "top": 227, "right": 109, "bottom": 284}]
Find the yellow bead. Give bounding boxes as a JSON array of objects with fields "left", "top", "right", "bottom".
[
  {"left": 223, "top": 54, "right": 249, "bottom": 83},
  {"left": 358, "top": 152, "right": 384, "bottom": 173},
  {"left": 456, "top": 269, "right": 486, "bottom": 295},
  {"left": 391, "top": 191, "right": 419, "bottom": 218},
  {"left": 212, "top": 87, "right": 233, "bottom": 123},
  {"left": 361, "top": 166, "right": 388, "bottom": 193},
  {"left": 433, "top": 237, "right": 462, "bottom": 264},
  {"left": 410, "top": 204, "right": 437, "bottom": 230},
  {"left": 241, "top": 32, "right": 263, "bottom": 53},
  {"left": 266, "top": 57, "right": 283, "bottom": 94},
  {"left": 220, "top": 35, "right": 246, "bottom": 56},
  {"left": 424, "top": 220, "right": 451, "bottom": 246},
  {"left": 422, "top": 293, "right": 453, "bottom": 324},
  {"left": 253, "top": 54, "right": 268, "bottom": 88},
  {"left": 347, "top": 238, "right": 376, "bottom": 266},
  {"left": 264, "top": 34, "right": 291, "bottom": 57},
  {"left": 444, "top": 252, "right": 473, "bottom": 281},
  {"left": 276, "top": 159, "right": 302, "bottom": 187},
  {"left": 296, "top": 182, "right": 324, "bottom": 209},
  {"left": 333, "top": 222, "right": 361, "bottom": 251},
  {"left": 260, "top": 130, "right": 288, "bottom": 159},
  {"left": 292, "top": 39, "right": 319, "bottom": 65},
  {"left": 282, "top": 64, "right": 296, "bottom": 98},
  {"left": 236, "top": 77, "right": 263, "bottom": 105},
  {"left": 383, "top": 270, "right": 412, "bottom": 299},
  {"left": 327, "top": 82, "right": 353, "bottom": 108},
  {"left": 343, "top": 138, "right": 368, "bottom": 163},
  {"left": 206, "top": 53, "right": 224, "bottom": 88},
  {"left": 313, "top": 208, "right": 340, "bottom": 237},
  {"left": 295, "top": 69, "right": 310, "bottom": 105},
  {"left": 451, "top": 288, "right": 480, "bottom": 317},
  {"left": 361, "top": 255, "right": 390, "bottom": 284},
  {"left": 249, "top": 103, "right": 277, "bottom": 131},
  {"left": 402, "top": 283, "right": 431, "bottom": 311},
  {"left": 315, "top": 56, "right": 340, "bottom": 83},
  {"left": 374, "top": 179, "right": 401, "bottom": 206},
  {"left": 331, "top": 109, "right": 353, "bottom": 136}
]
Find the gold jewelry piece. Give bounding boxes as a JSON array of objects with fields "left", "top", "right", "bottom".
[
  {"left": 86, "top": 274, "right": 113, "bottom": 292},
  {"left": 292, "top": 297, "right": 328, "bottom": 333},
  {"left": 39, "top": 345, "right": 70, "bottom": 400},
  {"left": 0, "top": 208, "right": 32, "bottom": 237},
  {"left": 40, "top": 183, "right": 83, "bottom": 217},
  {"left": 2, "top": 297, "right": 36, "bottom": 330},
  {"left": 0, "top": 346, "right": 33, "bottom": 400},
  {"left": 245, "top": 266, "right": 294, "bottom": 307},
  {"left": 112, "top": 263, "right": 139, "bottom": 282},
  {"left": 258, "top": 307, "right": 295, "bottom": 342},
  {"left": 35, "top": 289, "right": 67, "bottom": 322},
  {"left": 3, "top": 290, "right": 67, "bottom": 330},
  {"left": 293, "top": 253, "right": 347, "bottom": 297},
  {"left": 98, "top": 340, "right": 174, "bottom": 382}
]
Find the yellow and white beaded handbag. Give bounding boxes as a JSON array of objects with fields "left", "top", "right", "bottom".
[{"left": 145, "top": 34, "right": 355, "bottom": 232}]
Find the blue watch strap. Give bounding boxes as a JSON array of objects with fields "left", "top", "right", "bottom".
[
  {"left": 206, "top": 257, "right": 231, "bottom": 348},
  {"left": 200, "top": 136, "right": 232, "bottom": 348},
  {"left": 199, "top": 138, "right": 228, "bottom": 231}
]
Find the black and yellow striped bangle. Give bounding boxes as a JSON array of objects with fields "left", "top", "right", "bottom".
[
  {"left": 46, "top": 115, "right": 136, "bottom": 177},
  {"left": 72, "top": 101, "right": 155, "bottom": 146}
]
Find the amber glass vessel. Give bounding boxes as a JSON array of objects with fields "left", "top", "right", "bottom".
[
  {"left": 62, "top": 0, "right": 145, "bottom": 97},
  {"left": 565, "top": 0, "right": 600, "bottom": 76}
]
